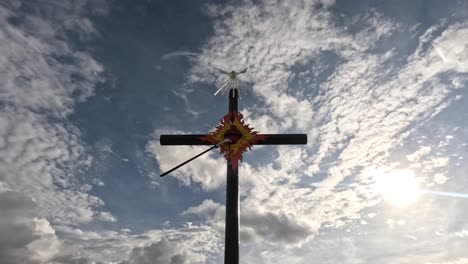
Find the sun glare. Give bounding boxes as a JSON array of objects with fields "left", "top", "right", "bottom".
[{"left": 375, "top": 169, "right": 420, "bottom": 206}]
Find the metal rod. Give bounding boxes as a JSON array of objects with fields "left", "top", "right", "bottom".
[{"left": 160, "top": 140, "right": 229, "bottom": 177}]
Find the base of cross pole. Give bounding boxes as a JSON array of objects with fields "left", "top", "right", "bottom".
[{"left": 225, "top": 159, "right": 239, "bottom": 264}]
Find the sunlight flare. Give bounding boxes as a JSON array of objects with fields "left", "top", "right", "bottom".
[{"left": 375, "top": 169, "right": 420, "bottom": 206}]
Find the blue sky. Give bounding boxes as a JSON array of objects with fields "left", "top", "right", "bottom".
[{"left": 1, "top": 0, "right": 468, "bottom": 263}]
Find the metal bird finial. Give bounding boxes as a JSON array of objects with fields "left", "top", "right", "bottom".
[{"left": 214, "top": 66, "right": 250, "bottom": 96}]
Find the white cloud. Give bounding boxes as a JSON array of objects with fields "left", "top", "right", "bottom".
[
  {"left": 50, "top": 224, "right": 222, "bottom": 264},
  {"left": 433, "top": 173, "right": 449, "bottom": 185},
  {"left": 27, "top": 218, "right": 62, "bottom": 263},
  {"left": 119, "top": 238, "right": 195, "bottom": 264},
  {"left": 385, "top": 218, "right": 406, "bottom": 228},
  {"left": 96, "top": 212, "right": 117, "bottom": 222},
  {"left": 0, "top": 189, "right": 61, "bottom": 264},
  {"left": 423, "top": 157, "right": 449, "bottom": 170},
  {"left": 241, "top": 236, "right": 364, "bottom": 264},
  {"left": 454, "top": 230, "right": 468, "bottom": 238},
  {"left": 182, "top": 199, "right": 224, "bottom": 219},
  {"left": 407, "top": 146, "right": 432, "bottom": 162},
  {"left": 0, "top": 7, "right": 102, "bottom": 117},
  {"left": 241, "top": 210, "right": 314, "bottom": 244},
  {"left": 426, "top": 259, "right": 468, "bottom": 264},
  {"left": 432, "top": 25, "right": 468, "bottom": 72},
  {"left": 0, "top": 109, "right": 105, "bottom": 225}
]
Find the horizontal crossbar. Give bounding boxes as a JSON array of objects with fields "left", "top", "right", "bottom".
[{"left": 160, "top": 134, "right": 307, "bottom": 145}]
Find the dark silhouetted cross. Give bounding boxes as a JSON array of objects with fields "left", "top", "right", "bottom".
[{"left": 160, "top": 89, "right": 307, "bottom": 264}]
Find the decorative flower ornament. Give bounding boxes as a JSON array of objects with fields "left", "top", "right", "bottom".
[{"left": 201, "top": 112, "right": 266, "bottom": 170}]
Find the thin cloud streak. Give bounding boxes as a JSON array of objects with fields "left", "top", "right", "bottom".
[
  {"left": 421, "top": 190, "right": 468, "bottom": 199},
  {"left": 161, "top": 51, "right": 199, "bottom": 61}
]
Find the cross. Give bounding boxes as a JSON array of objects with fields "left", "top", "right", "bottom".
[{"left": 160, "top": 88, "right": 307, "bottom": 264}]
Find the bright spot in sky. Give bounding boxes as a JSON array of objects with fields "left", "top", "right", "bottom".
[{"left": 375, "top": 169, "right": 420, "bottom": 206}]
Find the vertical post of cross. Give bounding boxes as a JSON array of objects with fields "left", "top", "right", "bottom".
[{"left": 225, "top": 89, "right": 239, "bottom": 264}]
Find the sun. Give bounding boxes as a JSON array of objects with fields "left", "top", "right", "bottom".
[{"left": 375, "top": 169, "right": 420, "bottom": 206}]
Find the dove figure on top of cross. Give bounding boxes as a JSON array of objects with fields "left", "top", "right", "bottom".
[{"left": 214, "top": 66, "right": 250, "bottom": 96}]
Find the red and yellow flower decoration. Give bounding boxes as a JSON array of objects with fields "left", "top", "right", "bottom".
[{"left": 201, "top": 112, "right": 267, "bottom": 170}]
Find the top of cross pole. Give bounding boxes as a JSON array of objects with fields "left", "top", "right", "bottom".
[{"left": 229, "top": 89, "right": 239, "bottom": 113}]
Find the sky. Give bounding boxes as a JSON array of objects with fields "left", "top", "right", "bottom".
[{"left": 1, "top": 0, "right": 468, "bottom": 263}]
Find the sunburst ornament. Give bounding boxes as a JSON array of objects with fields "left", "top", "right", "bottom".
[{"left": 201, "top": 112, "right": 267, "bottom": 170}]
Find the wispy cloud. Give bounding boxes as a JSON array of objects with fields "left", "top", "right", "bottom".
[
  {"left": 0, "top": 1, "right": 111, "bottom": 262},
  {"left": 161, "top": 50, "right": 199, "bottom": 61},
  {"left": 51, "top": 223, "right": 221, "bottom": 263}
]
